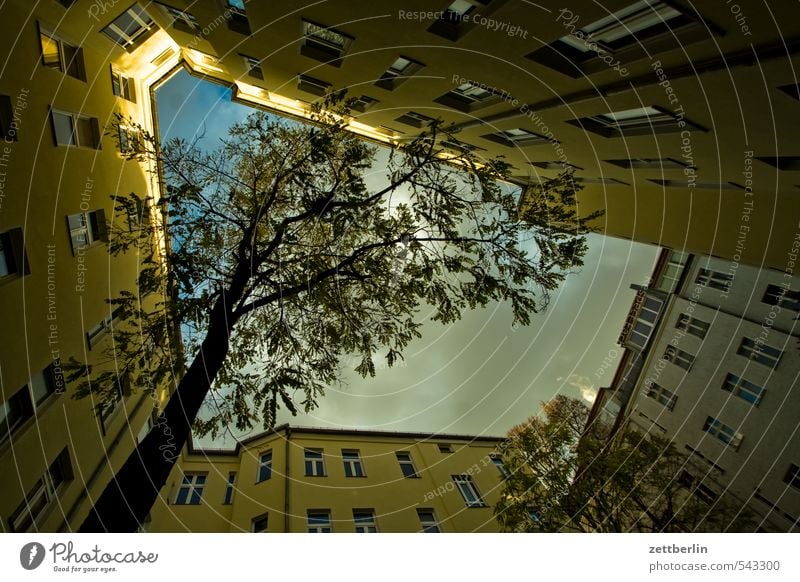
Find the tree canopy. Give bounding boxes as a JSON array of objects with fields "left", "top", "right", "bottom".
[
  {"left": 70, "top": 98, "right": 600, "bottom": 531},
  {"left": 495, "top": 396, "right": 754, "bottom": 532}
]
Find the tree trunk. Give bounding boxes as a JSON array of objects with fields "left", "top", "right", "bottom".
[{"left": 78, "top": 300, "right": 232, "bottom": 532}]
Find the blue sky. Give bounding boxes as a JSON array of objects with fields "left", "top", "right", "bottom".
[{"left": 156, "top": 70, "right": 659, "bottom": 445}]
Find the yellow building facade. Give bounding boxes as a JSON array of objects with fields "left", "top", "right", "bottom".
[{"left": 147, "top": 426, "right": 507, "bottom": 533}]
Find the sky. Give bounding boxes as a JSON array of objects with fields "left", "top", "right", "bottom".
[{"left": 156, "top": 70, "right": 659, "bottom": 446}]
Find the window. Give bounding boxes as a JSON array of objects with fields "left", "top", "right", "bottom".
[
  {"left": 676, "top": 314, "right": 709, "bottom": 339},
  {"left": 435, "top": 81, "right": 501, "bottom": 112},
  {"left": 111, "top": 68, "right": 136, "bottom": 102},
  {"left": 301, "top": 20, "right": 352, "bottom": 66},
  {"left": 67, "top": 210, "right": 107, "bottom": 252},
  {"left": 417, "top": 509, "right": 440, "bottom": 532},
  {"left": 342, "top": 450, "right": 364, "bottom": 477},
  {"left": 0, "top": 228, "right": 29, "bottom": 279},
  {"left": 0, "top": 94, "right": 14, "bottom": 141},
  {"left": 428, "top": 0, "right": 485, "bottom": 41},
  {"left": 8, "top": 448, "right": 72, "bottom": 532},
  {"left": 395, "top": 111, "right": 436, "bottom": 128},
  {"left": 396, "top": 451, "right": 418, "bottom": 478},
  {"left": 605, "top": 157, "right": 687, "bottom": 169},
  {"left": 304, "top": 449, "right": 325, "bottom": 476},
  {"left": 762, "top": 284, "right": 800, "bottom": 312},
  {"left": 623, "top": 295, "right": 662, "bottom": 349},
  {"left": 722, "top": 373, "right": 765, "bottom": 406},
  {"left": 50, "top": 110, "right": 101, "bottom": 148},
  {"left": 349, "top": 95, "right": 378, "bottom": 113},
  {"left": 738, "top": 337, "right": 782, "bottom": 369},
  {"left": 1, "top": 387, "right": 34, "bottom": 445},
  {"left": 174, "top": 473, "right": 207, "bottom": 505},
  {"left": 98, "top": 371, "right": 130, "bottom": 426},
  {"left": 662, "top": 345, "right": 695, "bottom": 370},
  {"left": 224, "top": 472, "right": 236, "bottom": 504},
  {"left": 126, "top": 196, "right": 150, "bottom": 230},
  {"left": 297, "top": 74, "right": 331, "bottom": 97},
  {"left": 118, "top": 126, "right": 144, "bottom": 155},
  {"left": 102, "top": 4, "right": 157, "bottom": 51},
  {"left": 784, "top": 464, "right": 800, "bottom": 490},
  {"left": 491, "top": 454, "right": 510, "bottom": 478},
  {"left": 695, "top": 268, "right": 732, "bottom": 292},
  {"left": 240, "top": 54, "right": 263, "bottom": 80},
  {"left": 570, "top": 106, "right": 697, "bottom": 137},
  {"left": 251, "top": 513, "right": 268, "bottom": 532},
  {"left": 257, "top": 451, "right": 272, "bottom": 482},
  {"left": 39, "top": 29, "right": 85, "bottom": 81},
  {"left": 656, "top": 250, "right": 690, "bottom": 292},
  {"left": 526, "top": 1, "right": 704, "bottom": 77},
  {"left": 644, "top": 382, "right": 677, "bottom": 411},
  {"left": 438, "top": 443, "right": 453, "bottom": 453},
  {"left": 86, "top": 306, "right": 122, "bottom": 350},
  {"left": 353, "top": 509, "right": 377, "bottom": 533},
  {"left": 225, "top": 0, "right": 251, "bottom": 35},
  {"left": 703, "top": 417, "right": 743, "bottom": 449},
  {"left": 160, "top": 4, "right": 199, "bottom": 32},
  {"left": 307, "top": 510, "right": 331, "bottom": 533},
  {"left": 453, "top": 475, "right": 486, "bottom": 507},
  {"left": 482, "top": 128, "right": 551, "bottom": 147},
  {"left": 684, "top": 444, "right": 725, "bottom": 474},
  {"left": 678, "top": 471, "right": 717, "bottom": 504},
  {"left": 29, "top": 366, "right": 58, "bottom": 406},
  {"left": 375, "top": 56, "right": 424, "bottom": 91}
]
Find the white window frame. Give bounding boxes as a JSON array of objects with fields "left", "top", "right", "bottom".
[
  {"left": 303, "top": 20, "right": 348, "bottom": 53},
  {"left": 9, "top": 449, "right": 70, "bottom": 532},
  {"left": 353, "top": 509, "right": 378, "bottom": 533},
  {"left": 162, "top": 4, "right": 199, "bottom": 30},
  {"left": 453, "top": 82, "right": 493, "bottom": 102},
  {"left": 491, "top": 454, "right": 510, "bottom": 478},
  {"left": 396, "top": 451, "right": 418, "bottom": 478},
  {"left": 307, "top": 510, "right": 332, "bottom": 533},
  {"left": 174, "top": 473, "right": 207, "bottom": 505},
  {"left": 342, "top": 450, "right": 364, "bottom": 477},
  {"left": 257, "top": 450, "right": 272, "bottom": 482},
  {"left": 417, "top": 509, "right": 441, "bottom": 532},
  {"left": 453, "top": 474, "right": 486, "bottom": 507},
  {"left": 39, "top": 28, "right": 84, "bottom": 80},
  {"left": 224, "top": 472, "right": 237, "bottom": 504},
  {"left": 102, "top": 4, "right": 156, "bottom": 49},
  {"left": 304, "top": 449, "right": 325, "bottom": 476},
  {"left": 111, "top": 68, "right": 136, "bottom": 101}
]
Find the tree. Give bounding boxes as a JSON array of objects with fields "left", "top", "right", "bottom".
[
  {"left": 69, "top": 97, "right": 599, "bottom": 531},
  {"left": 495, "top": 396, "right": 754, "bottom": 532}
]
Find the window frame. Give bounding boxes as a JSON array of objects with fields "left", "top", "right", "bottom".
[
  {"left": 251, "top": 512, "right": 268, "bottom": 532},
  {"left": 695, "top": 268, "right": 733, "bottom": 292},
  {"left": 722, "top": 373, "right": 765, "bottom": 406},
  {"left": 662, "top": 344, "right": 695, "bottom": 371},
  {"left": 307, "top": 510, "right": 332, "bottom": 533},
  {"left": 110, "top": 66, "right": 136, "bottom": 102},
  {"left": 342, "top": 449, "right": 365, "bottom": 478},
  {"left": 50, "top": 109, "right": 101, "bottom": 149},
  {"left": 762, "top": 284, "right": 799, "bottom": 312},
  {"left": 0, "top": 228, "right": 30, "bottom": 280},
  {"left": 304, "top": 448, "right": 326, "bottom": 477},
  {"left": 257, "top": 450, "right": 272, "bottom": 482},
  {"left": 453, "top": 474, "right": 486, "bottom": 507},
  {"left": 737, "top": 337, "right": 782, "bottom": 369},
  {"left": 8, "top": 448, "right": 72, "bottom": 532},
  {"left": 374, "top": 56, "right": 424, "bottom": 91},
  {"left": 39, "top": 26, "right": 86, "bottom": 81},
  {"left": 569, "top": 105, "right": 702, "bottom": 137},
  {"left": 300, "top": 19, "right": 353, "bottom": 67},
  {"left": 676, "top": 313, "right": 709, "bottom": 339},
  {"left": 353, "top": 509, "right": 378, "bottom": 533},
  {"left": 396, "top": 451, "right": 419, "bottom": 478},
  {"left": 223, "top": 472, "right": 237, "bottom": 504},
  {"left": 644, "top": 381, "right": 677, "bottom": 411},
  {"left": 417, "top": 508, "right": 441, "bottom": 532},
  {"left": 703, "top": 416, "right": 743, "bottom": 449},
  {"left": 102, "top": 3, "right": 158, "bottom": 51},
  {"left": 173, "top": 472, "right": 207, "bottom": 505}
]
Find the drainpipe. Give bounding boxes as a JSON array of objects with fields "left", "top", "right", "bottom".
[{"left": 283, "top": 426, "right": 291, "bottom": 533}]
